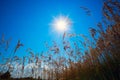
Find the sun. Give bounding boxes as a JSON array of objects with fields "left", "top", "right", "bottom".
[{"left": 51, "top": 15, "right": 72, "bottom": 32}]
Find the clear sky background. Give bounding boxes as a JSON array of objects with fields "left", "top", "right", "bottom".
[{"left": 0, "top": 0, "right": 103, "bottom": 59}]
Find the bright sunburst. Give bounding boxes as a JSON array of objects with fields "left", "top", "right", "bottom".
[{"left": 51, "top": 15, "right": 72, "bottom": 32}]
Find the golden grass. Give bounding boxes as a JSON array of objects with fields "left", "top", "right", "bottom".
[{"left": 0, "top": 0, "right": 120, "bottom": 80}]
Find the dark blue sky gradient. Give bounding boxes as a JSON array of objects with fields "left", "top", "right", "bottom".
[{"left": 0, "top": 0, "right": 103, "bottom": 58}]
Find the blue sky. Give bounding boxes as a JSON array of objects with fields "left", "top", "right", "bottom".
[{"left": 0, "top": 0, "right": 103, "bottom": 59}]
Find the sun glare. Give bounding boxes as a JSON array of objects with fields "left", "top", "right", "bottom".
[{"left": 51, "top": 15, "right": 72, "bottom": 32}]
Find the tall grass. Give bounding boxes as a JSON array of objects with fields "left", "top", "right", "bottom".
[
  {"left": 58, "top": 0, "right": 120, "bottom": 80},
  {"left": 0, "top": 0, "right": 120, "bottom": 80}
]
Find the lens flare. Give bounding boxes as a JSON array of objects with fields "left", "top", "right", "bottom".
[{"left": 51, "top": 15, "right": 72, "bottom": 32}]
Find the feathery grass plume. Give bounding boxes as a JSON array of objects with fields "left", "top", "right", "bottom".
[
  {"left": 13, "top": 56, "right": 20, "bottom": 61},
  {"left": 79, "top": 34, "right": 90, "bottom": 44},
  {"left": 80, "top": 6, "right": 92, "bottom": 16},
  {"left": 29, "top": 51, "right": 34, "bottom": 58},
  {"left": 63, "top": 32, "right": 66, "bottom": 40},
  {"left": 67, "top": 33, "right": 76, "bottom": 38},
  {"left": 89, "top": 27, "right": 97, "bottom": 39},
  {"left": 14, "top": 40, "right": 23, "bottom": 53},
  {"left": 5, "top": 38, "right": 12, "bottom": 51},
  {"left": 26, "top": 48, "right": 32, "bottom": 52},
  {"left": 97, "top": 22, "right": 105, "bottom": 36},
  {"left": 26, "top": 49, "right": 35, "bottom": 63},
  {"left": 63, "top": 41, "right": 71, "bottom": 51},
  {"left": 0, "top": 34, "right": 12, "bottom": 51},
  {"left": 50, "top": 41, "right": 60, "bottom": 54}
]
